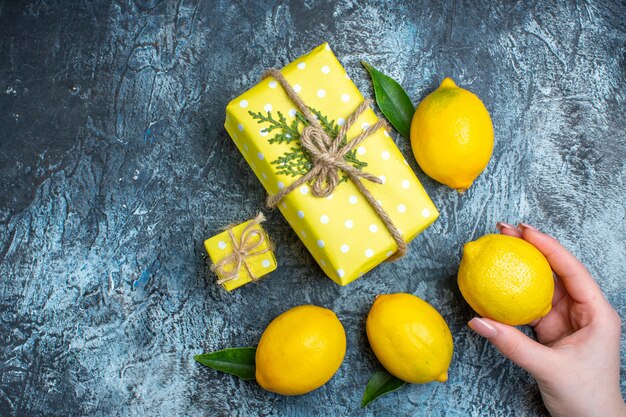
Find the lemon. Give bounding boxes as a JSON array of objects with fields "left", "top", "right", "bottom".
[
  {"left": 458, "top": 234, "right": 554, "bottom": 325},
  {"left": 366, "top": 293, "right": 453, "bottom": 384},
  {"left": 255, "top": 305, "right": 346, "bottom": 395},
  {"left": 410, "top": 78, "right": 494, "bottom": 191}
]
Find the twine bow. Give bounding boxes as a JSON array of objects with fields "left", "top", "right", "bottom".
[
  {"left": 211, "top": 212, "right": 271, "bottom": 284},
  {"left": 262, "top": 69, "right": 407, "bottom": 260}
]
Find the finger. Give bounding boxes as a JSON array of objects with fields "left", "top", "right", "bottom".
[
  {"left": 533, "top": 296, "right": 575, "bottom": 345},
  {"left": 552, "top": 276, "right": 567, "bottom": 306},
  {"left": 518, "top": 224, "right": 603, "bottom": 304},
  {"left": 496, "top": 222, "right": 523, "bottom": 238},
  {"left": 529, "top": 278, "right": 567, "bottom": 328},
  {"left": 468, "top": 317, "right": 554, "bottom": 377}
]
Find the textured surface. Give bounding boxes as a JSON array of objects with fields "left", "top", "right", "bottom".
[{"left": 0, "top": 1, "right": 624, "bottom": 416}]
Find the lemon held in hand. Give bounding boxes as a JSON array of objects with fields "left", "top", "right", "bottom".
[
  {"left": 410, "top": 78, "right": 494, "bottom": 191},
  {"left": 366, "top": 293, "right": 453, "bottom": 384},
  {"left": 255, "top": 305, "right": 346, "bottom": 395},
  {"left": 458, "top": 234, "right": 554, "bottom": 326}
]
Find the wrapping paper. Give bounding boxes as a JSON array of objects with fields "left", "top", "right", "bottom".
[
  {"left": 204, "top": 218, "right": 277, "bottom": 291},
  {"left": 224, "top": 43, "right": 438, "bottom": 285}
]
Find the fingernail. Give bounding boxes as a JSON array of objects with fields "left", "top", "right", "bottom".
[
  {"left": 496, "top": 222, "right": 517, "bottom": 232},
  {"left": 468, "top": 317, "right": 497, "bottom": 338},
  {"left": 518, "top": 222, "right": 539, "bottom": 232}
]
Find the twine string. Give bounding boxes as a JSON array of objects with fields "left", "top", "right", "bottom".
[
  {"left": 211, "top": 212, "right": 271, "bottom": 284},
  {"left": 261, "top": 69, "right": 407, "bottom": 259}
]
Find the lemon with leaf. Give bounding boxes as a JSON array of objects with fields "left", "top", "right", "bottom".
[{"left": 194, "top": 305, "right": 346, "bottom": 396}]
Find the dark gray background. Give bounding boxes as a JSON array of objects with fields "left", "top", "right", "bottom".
[{"left": 0, "top": 1, "right": 624, "bottom": 416}]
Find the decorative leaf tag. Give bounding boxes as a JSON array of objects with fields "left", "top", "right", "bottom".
[
  {"left": 361, "top": 369, "right": 407, "bottom": 407},
  {"left": 362, "top": 61, "right": 415, "bottom": 140},
  {"left": 194, "top": 347, "right": 257, "bottom": 380}
]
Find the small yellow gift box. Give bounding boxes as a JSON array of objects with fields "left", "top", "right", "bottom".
[
  {"left": 224, "top": 43, "right": 438, "bottom": 286},
  {"left": 204, "top": 213, "right": 277, "bottom": 291}
]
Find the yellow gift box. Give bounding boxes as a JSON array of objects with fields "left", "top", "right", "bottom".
[
  {"left": 204, "top": 214, "right": 277, "bottom": 291},
  {"left": 224, "top": 43, "right": 438, "bottom": 286}
]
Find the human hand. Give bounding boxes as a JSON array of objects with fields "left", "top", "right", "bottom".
[{"left": 467, "top": 223, "right": 626, "bottom": 417}]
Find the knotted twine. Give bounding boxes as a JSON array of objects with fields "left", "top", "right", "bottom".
[
  {"left": 261, "top": 69, "right": 407, "bottom": 260},
  {"left": 211, "top": 212, "right": 272, "bottom": 284}
]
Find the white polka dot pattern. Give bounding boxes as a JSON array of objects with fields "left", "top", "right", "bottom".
[{"left": 223, "top": 43, "right": 439, "bottom": 286}]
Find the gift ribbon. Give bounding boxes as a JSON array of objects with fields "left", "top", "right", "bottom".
[
  {"left": 211, "top": 212, "right": 271, "bottom": 284},
  {"left": 262, "top": 69, "right": 407, "bottom": 260}
]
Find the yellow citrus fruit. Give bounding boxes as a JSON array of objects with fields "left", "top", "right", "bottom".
[
  {"left": 366, "top": 293, "right": 453, "bottom": 384},
  {"left": 458, "top": 234, "right": 554, "bottom": 325},
  {"left": 410, "top": 78, "right": 494, "bottom": 191},
  {"left": 255, "top": 305, "right": 346, "bottom": 395}
]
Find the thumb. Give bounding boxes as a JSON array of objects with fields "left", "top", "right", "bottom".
[{"left": 468, "top": 317, "right": 553, "bottom": 377}]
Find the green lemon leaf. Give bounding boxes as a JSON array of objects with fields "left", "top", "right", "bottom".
[
  {"left": 361, "top": 369, "right": 407, "bottom": 407},
  {"left": 194, "top": 347, "right": 256, "bottom": 380},
  {"left": 362, "top": 61, "right": 415, "bottom": 139}
]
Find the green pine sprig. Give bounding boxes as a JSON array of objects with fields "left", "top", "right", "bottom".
[{"left": 248, "top": 107, "right": 368, "bottom": 182}]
